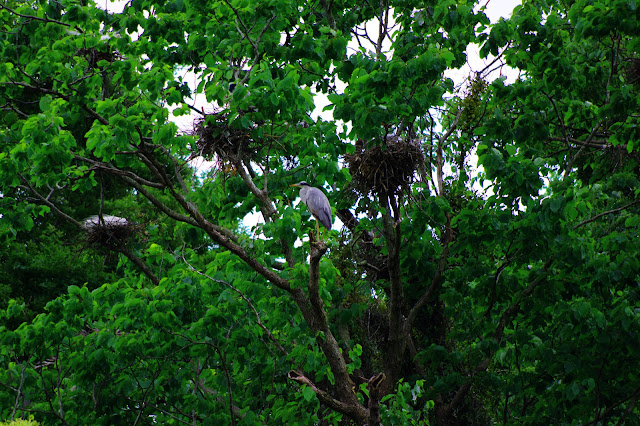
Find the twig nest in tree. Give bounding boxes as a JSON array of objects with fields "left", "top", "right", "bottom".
[
  {"left": 345, "top": 135, "right": 423, "bottom": 196},
  {"left": 83, "top": 215, "right": 138, "bottom": 250},
  {"left": 191, "top": 111, "right": 262, "bottom": 162}
]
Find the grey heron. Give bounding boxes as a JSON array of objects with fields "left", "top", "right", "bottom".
[{"left": 290, "top": 181, "right": 332, "bottom": 240}]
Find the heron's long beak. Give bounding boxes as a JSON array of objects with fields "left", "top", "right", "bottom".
[{"left": 290, "top": 184, "right": 301, "bottom": 187}]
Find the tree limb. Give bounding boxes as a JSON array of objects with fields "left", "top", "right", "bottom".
[
  {"left": 305, "top": 237, "right": 363, "bottom": 414},
  {"left": 287, "top": 370, "right": 368, "bottom": 422},
  {"left": 117, "top": 245, "right": 161, "bottom": 286},
  {"left": 382, "top": 192, "right": 404, "bottom": 386},
  {"left": 0, "top": 4, "right": 75, "bottom": 29}
]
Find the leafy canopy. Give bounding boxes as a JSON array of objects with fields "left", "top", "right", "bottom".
[{"left": 0, "top": 0, "right": 639, "bottom": 424}]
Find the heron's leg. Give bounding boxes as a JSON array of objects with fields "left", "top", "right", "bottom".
[{"left": 315, "top": 218, "right": 321, "bottom": 241}]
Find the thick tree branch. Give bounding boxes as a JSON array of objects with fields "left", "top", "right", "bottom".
[
  {"left": 287, "top": 370, "right": 368, "bottom": 422},
  {"left": 231, "top": 158, "right": 296, "bottom": 268},
  {"left": 305, "top": 238, "right": 363, "bottom": 415},
  {"left": 382, "top": 192, "right": 404, "bottom": 386},
  {"left": 167, "top": 187, "right": 292, "bottom": 292},
  {"left": 0, "top": 4, "right": 75, "bottom": 29},
  {"left": 367, "top": 373, "right": 386, "bottom": 426},
  {"left": 117, "top": 246, "right": 161, "bottom": 286}
]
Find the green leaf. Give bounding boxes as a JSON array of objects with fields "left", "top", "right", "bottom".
[
  {"left": 302, "top": 386, "right": 316, "bottom": 402},
  {"left": 550, "top": 196, "right": 563, "bottom": 213}
]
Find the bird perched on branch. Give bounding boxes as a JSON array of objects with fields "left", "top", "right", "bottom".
[{"left": 290, "top": 181, "right": 332, "bottom": 240}]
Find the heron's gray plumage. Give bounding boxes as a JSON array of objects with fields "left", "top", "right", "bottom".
[{"left": 292, "top": 181, "right": 332, "bottom": 230}]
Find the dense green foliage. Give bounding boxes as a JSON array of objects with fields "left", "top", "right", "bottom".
[{"left": 1, "top": 0, "right": 639, "bottom": 424}]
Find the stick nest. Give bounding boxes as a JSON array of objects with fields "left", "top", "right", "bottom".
[
  {"left": 83, "top": 216, "right": 140, "bottom": 250},
  {"left": 191, "top": 111, "right": 263, "bottom": 162},
  {"left": 345, "top": 135, "right": 423, "bottom": 196}
]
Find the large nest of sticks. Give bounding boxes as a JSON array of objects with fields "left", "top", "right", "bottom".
[
  {"left": 345, "top": 135, "right": 423, "bottom": 196},
  {"left": 190, "top": 111, "right": 264, "bottom": 162},
  {"left": 83, "top": 215, "right": 140, "bottom": 250}
]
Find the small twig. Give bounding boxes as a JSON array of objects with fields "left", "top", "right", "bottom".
[
  {"left": 18, "top": 175, "right": 83, "bottom": 228},
  {"left": 182, "top": 252, "right": 288, "bottom": 355},
  {"left": 573, "top": 200, "right": 640, "bottom": 229}
]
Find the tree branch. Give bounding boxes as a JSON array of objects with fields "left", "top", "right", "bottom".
[
  {"left": 168, "top": 187, "right": 292, "bottom": 292},
  {"left": 0, "top": 4, "right": 75, "bottom": 29},
  {"left": 18, "top": 175, "right": 84, "bottom": 228},
  {"left": 305, "top": 237, "right": 363, "bottom": 413},
  {"left": 563, "top": 121, "right": 602, "bottom": 181},
  {"left": 573, "top": 200, "right": 640, "bottom": 229},
  {"left": 436, "top": 109, "right": 463, "bottom": 195},
  {"left": 319, "top": 0, "right": 336, "bottom": 29},
  {"left": 404, "top": 212, "right": 452, "bottom": 333},
  {"left": 231, "top": 158, "right": 296, "bottom": 267},
  {"left": 287, "top": 370, "right": 368, "bottom": 422},
  {"left": 382, "top": 192, "right": 404, "bottom": 386},
  {"left": 73, "top": 155, "right": 166, "bottom": 189},
  {"left": 182, "top": 253, "right": 288, "bottom": 356},
  {"left": 117, "top": 245, "right": 161, "bottom": 286},
  {"left": 441, "top": 259, "right": 553, "bottom": 418}
]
